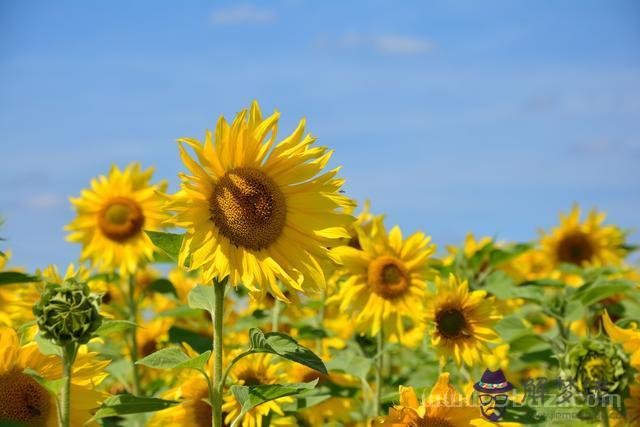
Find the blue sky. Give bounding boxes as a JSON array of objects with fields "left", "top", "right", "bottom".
[{"left": 1, "top": 0, "right": 639, "bottom": 270}]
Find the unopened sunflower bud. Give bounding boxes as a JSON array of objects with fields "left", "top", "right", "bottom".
[
  {"left": 566, "top": 336, "right": 629, "bottom": 400},
  {"left": 33, "top": 279, "right": 103, "bottom": 346}
]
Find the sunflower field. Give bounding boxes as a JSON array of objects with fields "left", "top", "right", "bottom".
[{"left": 1, "top": 102, "right": 639, "bottom": 427}]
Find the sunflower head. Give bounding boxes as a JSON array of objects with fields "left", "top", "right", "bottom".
[
  {"left": 426, "top": 274, "right": 502, "bottom": 367},
  {"left": 169, "top": 101, "right": 354, "bottom": 300},
  {"left": 66, "top": 163, "right": 168, "bottom": 275},
  {"left": 541, "top": 205, "right": 626, "bottom": 269},
  {"left": 33, "top": 279, "right": 103, "bottom": 346}
]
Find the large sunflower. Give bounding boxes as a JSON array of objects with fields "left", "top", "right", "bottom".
[
  {"left": 328, "top": 217, "right": 435, "bottom": 339},
  {"left": 425, "top": 274, "right": 502, "bottom": 367},
  {"left": 540, "top": 205, "right": 625, "bottom": 269},
  {"left": 0, "top": 327, "right": 108, "bottom": 426},
  {"left": 168, "top": 101, "right": 354, "bottom": 300},
  {"left": 66, "top": 163, "right": 168, "bottom": 275},
  {"left": 373, "top": 373, "right": 478, "bottom": 426}
]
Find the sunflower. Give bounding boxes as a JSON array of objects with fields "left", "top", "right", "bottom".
[
  {"left": 0, "top": 326, "right": 108, "bottom": 426},
  {"left": 425, "top": 274, "right": 502, "bottom": 367},
  {"left": 328, "top": 217, "right": 435, "bottom": 339},
  {"left": 540, "top": 205, "right": 626, "bottom": 269},
  {"left": 373, "top": 373, "right": 478, "bottom": 426},
  {"left": 602, "top": 310, "right": 640, "bottom": 370},
  {"left": 443, "top": 233, "right": 494, "bottom": 265},
  {"left": 66, "top": 163, "right": 168, "bottom": 275},
  {"left": 288, "top": 363, "right": 358, "bottom": 426},
  {"left": 222, "top": 352, "right": 295, "bottom": 427},
  {"left": 168, "top": 101, "right": 354, "bottom": 300}
]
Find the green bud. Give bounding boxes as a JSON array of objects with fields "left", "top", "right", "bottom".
[
  {"left": 566, "top": 335, "right": 630, "bottom": 400},
  {"left": 33, "top": 279, "right": 103, "bottom": 346}
]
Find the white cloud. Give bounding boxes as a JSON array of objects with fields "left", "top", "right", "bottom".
[
  {"left": 319, "top": 32, "right": 434, "bottom": 56},
  {"left": 24, "top": 193, "right": 64, "bottom": 210},
  {"left": 371, "top": 35, "right": 434, "bottom": 55},
  {"left": 211, "top": 5, "right": 275, "bottom": 25}
]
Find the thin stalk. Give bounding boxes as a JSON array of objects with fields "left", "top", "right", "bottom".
[
  {"left": 600, "top": 406, "right": 610, "bottom": 427},
  {"left": 373, "top": 328, "right": 384, "bottom": 417},
  {"left": 212, "top": 278, "right": 225, "bottom": 427},
  {"left": 315, "top": 290, "right": 326, "bottom": 354},
  {"left": 127, "top": 274, "right": 141, "bottom": 396},
  {"left": 59, "top": 344, "right": 77, "bottom": 427},
  {"left": 271, "top": 299, "right": 282, "bottom": 332}
]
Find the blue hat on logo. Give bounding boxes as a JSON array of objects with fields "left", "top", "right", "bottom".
[{"left": 474, "top": 369, "right": 514, "bottom": 394}]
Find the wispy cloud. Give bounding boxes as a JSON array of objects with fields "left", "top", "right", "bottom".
[
  {"left": 24, "top": 193, "right": 64, "bottom": 210},
  {"left": 210, "top": 5, "right": 275, "bottom": 25},
  {"left": 319, "top": 32, "right": 434, "bottom": 56}
]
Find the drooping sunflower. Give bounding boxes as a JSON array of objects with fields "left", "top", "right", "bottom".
[
  {"left": 328, "top": 217, "right": 435, "bottom": 339},
  {"left": 66, "top": 163, "right": 168, "bottom": 275},
  {"left": 540, "top": 205, "right": 626, "bottom": 269},
  {"left": 168, "top": 101, "right": 354, "bottom": 300},
  {"left": 425, "top": 274, "right": 502, "bottom": 367},
  {"left": 0, "top": 327, "right": 108, "bottom": 426},
  {"left": 373, "top": 373, "right": 478, "bottom": 426}
]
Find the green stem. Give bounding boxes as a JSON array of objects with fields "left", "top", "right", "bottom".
[
  {"left": 212, "top": 278, "right": 225, "bottom": 427},
  {"left": 127, "top": 275, "right": 142, "bottom": 396},
  {"left": 59, "top": 344, "right": 77, "bottom": 427},
  {"left": 316, "top": 290, "right": 326, "bottom": 354},
  {"left": 373, "top": 328, "right": 384, "bottom": 417},
  {"left": 271, "top": 299, "right": 282, "bottom": 332},
  {"left": 600, "top": 405, "right": 610, "bottom": 427}
]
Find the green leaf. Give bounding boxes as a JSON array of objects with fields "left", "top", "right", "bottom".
[
  {"left": 34, "top": 334, "right": 62, "bottom": 356},
  {"left": 136, "top": 347, "right": 210, "bottom": 373},
  {"left": 145, "top": 231, "right": 184, "bottom": 263},
  {"left": 325, "top": 349, "right": 372, "bottom": 381},
  {"left": 96, "top": 320, "right": 137, "bottom": 337},
  {"left": 489, "top": 243, "right": 532, "bottom": 266},
  {"left": 148, "top": 278, "right": 177, "bottom": 296},
  {"left": 168, "top": 326, "right": 212, "bottom": 353},
  {"left": 249, "top": 328, "right": 327, "bottom": 374},
  {"left": 573, "top": 279, "right": 635, "bottom": 306},
  {"left": 231, "top": 380, "right": 318, "bottom": 417},
  {"left": 90, "top": 395, "right": 179, "bottom": 420},
  {"left": 0, "top": 271, "right": 39, "bottom": 286},
  {"left": 188, "top": 284, "right": 216, "bottom": 314},
  {"left": 23, "top": 368, "right": 67, "bottom": 396}
]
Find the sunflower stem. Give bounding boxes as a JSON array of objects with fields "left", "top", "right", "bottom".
[
  {"left": 600, "top": 405, "right": 610, "bottom": 427},
  {"left": 271, "top": 298, "right": 282, "bottom": 332},
  {"left": 127, "top": 274, "right": 142, "bottom": 396},
  {"left": 212, "top": 277, "right": 225, "bottom": 427},
  {"left": 59, "top": 343, "right": 77, "bottom": 427},
  {"left": 316, "top": 290, "right": 326, "bottom": 354},
  {"left": 373, "top": 328, "right": 384, "bottom": 417}
]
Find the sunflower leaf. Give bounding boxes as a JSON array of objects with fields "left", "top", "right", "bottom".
[
  {"left": 248, "top": 328, "right": 327, "bottom": 374},
  {"left": 95, "top": 320, "right": 137, "bottom": 337},
  {"left": 325, "top": 349, "right": 372, "bottom": 380},
  {"left": 145, "top": 230, "right": 184, "bottom": 263},
  {"left": 0, "top": 271, "right": 39, "bottom": 286},
  {"left": 90, "top": 395, "right": 179, "bottom": 420},
  {"left": 188, "top": 284, "right": 216, "bottom": 313},
  {"left": 572, "top": 279, "right": 636, "bottom": 306},
  {"left": 148, "top": 278, "right": 178, "bottom": 296},
  {"left": 136, "top": 347, "right": 211, "bottom": 373},
  {"left": 231, "top": 380, "right": 318, "bottom": 417}
]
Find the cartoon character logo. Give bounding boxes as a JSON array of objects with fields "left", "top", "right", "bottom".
[{"left": 474, "top": 369, "right": 513, "bottom": 421}]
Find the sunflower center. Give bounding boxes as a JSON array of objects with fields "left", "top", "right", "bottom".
[
  {"left": 98, "top": 197, "right": 145, "bottom": 242},
  {"left": 210, "top": 167, "right": 286, "bottom": 251},
  {"left": 140, "top": 339, "right": 158, "bottom": 357},
  {"left": 239, "top": 373, "right": 262, "bottom": 386},
  {"left": 367, "top": 256, "right": 410, "bottom": 299},
  {"left": 192, "top": 389, "right": 216, "bottom": 427},
  {"left": 0, "top": 371, "right": 51, "bottom": 425},
  {"left": 436, "top": 307, "right": 468, "bottom": 339},
  {"left": 417, "top": 417, "right": 454, "bottom": 427},
  {"left": 557, "top": 231, "right": 594, "bottom": 265}
]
